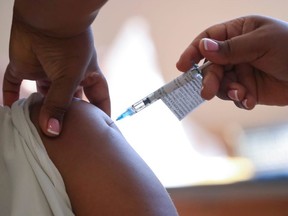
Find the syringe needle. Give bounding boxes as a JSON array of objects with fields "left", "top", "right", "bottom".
[{"left": 116, "top": 108, "right": 135, "bottom": 121}]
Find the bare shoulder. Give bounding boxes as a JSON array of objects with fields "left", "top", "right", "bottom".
[{"left": 30, "top": 98, "right": 178, "bottom": 216}]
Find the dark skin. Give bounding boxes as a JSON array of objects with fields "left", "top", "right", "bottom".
[
  {"left": 29, "top": 97, "right": 179, "bottom": 216},
  {"left": 4, "top": 2, "right": 178, "bottom": 212},
  {"left": 177, "top": 15, "right": 288, "bottom": 110},
  {"left": 4, "top": 0, "right": 110, "bottom": 137}
]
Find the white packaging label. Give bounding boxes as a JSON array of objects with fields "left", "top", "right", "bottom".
[{"left": 161, "top": 72, "right": 204, "bottom": 120}]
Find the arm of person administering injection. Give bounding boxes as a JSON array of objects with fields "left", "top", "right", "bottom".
[
  {"left": 176, "top": 15, "right": 288, "bottom": 110},
  {"left": 3, "top": 0, "right": 110, "bottom": 137}
]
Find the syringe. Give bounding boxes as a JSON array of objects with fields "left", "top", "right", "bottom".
[{"left": 116, "top": 61, "right": 212, "bottom": 121}]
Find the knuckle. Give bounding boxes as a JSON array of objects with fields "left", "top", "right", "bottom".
[
  {"left": 42, "top": 101, "right": 68, "bottom": 120},
  {"left": 222, "top": 39, "right": 236, "bottom": 64}
]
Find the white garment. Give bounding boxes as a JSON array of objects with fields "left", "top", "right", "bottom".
[{"left": 0, "top": 94, "right": 74, "bottom": 216}]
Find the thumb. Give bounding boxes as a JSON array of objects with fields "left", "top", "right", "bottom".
[
  {"left": 38, "top": 77, "right": 77, "bottom": 137},
  {"left": 199, "top": 35, "right": 263, "bottom": 65}
]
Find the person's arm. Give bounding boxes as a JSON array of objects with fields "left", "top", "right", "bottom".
[
  {"left": 176, "top": 15, "right": 288, "bottom": 109},
  {"left": 29, "top": 98, "right": 178, "bottom": 216},
  {"left": 3, "top": 0, "right": 110, "bottom": 137}
]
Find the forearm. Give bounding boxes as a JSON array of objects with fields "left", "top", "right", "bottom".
[{"left": 13, "top": 0, "right": 108, "bottom": 37}]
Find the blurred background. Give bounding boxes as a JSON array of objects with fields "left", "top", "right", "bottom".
[
  {"left": 1, "top": 1, "right": 288, "bottom": 215},
  {"left": 94, "top": 0, "right": 288, "bottom": 188}
]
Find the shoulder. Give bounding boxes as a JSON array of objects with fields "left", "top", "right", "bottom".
[{"left": 30, "top": 97, "right": 178, "bottom": 216}]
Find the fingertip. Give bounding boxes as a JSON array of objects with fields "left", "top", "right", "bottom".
[
  {"left": 83, "top": 72, "right": 111, "bottom": 116},
  {"left": 39, "top": 78, "right": 76, "bottom": 137},
  {"left": 199, "top": 38, "right": 232, "bottom": 65},
  {"left": 3, "top": 65, "right": 22, "bottom": 107},
  {"left": 200, "top": 77, "right": 217, "bottom": 100},
  {"left": 177, "top": 42, "right": 204, "bottom": 72},
  {"left": 39, "top": 105, "right": 63, "bottom": 137},
  {"left": 200, "top": 64, "right": 223, "bottom": 100},
  {"left": 227, "top": 90, "right": 240, "bottom": 101},
  {"left": 227, "top": 85, "right": 246, "bottom": 102},
  {"left": 176, "top": 57, "right": 193, "bottom": 72},
  {"left": 3, "top": 92, "right": 19, "bottom": 107},
  {"left": 175, "top": 61, "right": 184, "bottom": 72},
  {"left": 47, "top": 118, "right": 61, "bottom": 136},
  {"left": 232, "top": 96, "right": 256, "bottom": 110},
  {"left": 226, "top": 83, "right": 256, "bottom": 110},
  {"left": 200, "top": 38, "right": 219, "bottom": 52},
  {"left": 40, "top": 117, "right": 62, "bottom": 137},
  {"left": 241, "top": 97, "right": 256, "bottom": 110}
]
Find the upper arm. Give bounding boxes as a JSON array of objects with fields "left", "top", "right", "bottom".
[{"left": 30, "top": 98, "right": 178, "bottom": 216}]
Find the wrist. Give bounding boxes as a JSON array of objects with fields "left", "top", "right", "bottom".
[{"left": 13, "top": 0, "right": 106, "bottom": 37}]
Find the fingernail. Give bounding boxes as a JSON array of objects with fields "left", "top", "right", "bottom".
[
  {"left": 228, "top": 90, "right": 239, "bottom": 101},
  {"left": 47, "top": 118, "right": 60, "bottom": 136},
  {"left": 202, "top": 38, "right": 219, "bottom": 51},
  {"left": 242, "top": 99, "right": 249, "bottom": 109},
  {"left": 81, "top": 72, "right": 99, "bottom": 86},
  {"left": 87, "top": 72, "right": 98, "bottom": 80}
]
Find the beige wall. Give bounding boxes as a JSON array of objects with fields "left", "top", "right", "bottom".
[{"left": 1, "top": 0, "right": 288, "bottom": 140}]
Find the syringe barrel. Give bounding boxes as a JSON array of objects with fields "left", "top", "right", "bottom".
[
  {"left": 132, "top": 93, "right": 153, "bottom": 113},
  {"left": 130, "top": 64, "right": 203, "bottom": 114}
]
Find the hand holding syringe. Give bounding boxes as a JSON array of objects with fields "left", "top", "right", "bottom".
[{"left": 116, "top": 61, "right": 212, "bottom": 121}]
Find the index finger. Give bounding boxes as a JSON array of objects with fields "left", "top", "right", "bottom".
[
  {"left": 3, "top": 63, "right": 22, "bottom": 106},
  {"left": 81, "top": 72, "right": 111, "bottom": 116},
  {"left": 176, "top": 17, "right": 247, "bottom": 72}
]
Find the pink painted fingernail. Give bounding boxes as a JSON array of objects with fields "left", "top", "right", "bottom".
[
  {"left": 228, "top": 90, "right": 239, "bottom": 101},
  {"left": 47, "top": 118, "right": 60, "bottom": 136},
  {"left": 242, "top": 99, "right": 249, "bottom": 109},
  {"left": 202, "top": 38, "right": 219, "bottom": 51}
]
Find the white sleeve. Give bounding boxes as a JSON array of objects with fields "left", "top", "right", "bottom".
[{"left": 0, "top": 93, "right": 74, "bottom": 216}]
